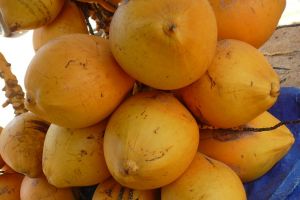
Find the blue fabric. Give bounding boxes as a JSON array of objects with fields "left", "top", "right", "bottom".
[{"left": 245, "top": 87, "right": 300, "bottom": 200}]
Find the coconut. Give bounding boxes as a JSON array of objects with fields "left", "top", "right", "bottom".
[
  {"left": 104, "top": 91, "right": 199, "bottom": 189},
  {"left": 109, "top": 0, "right": 217, "bottom": 89},
  {"left": 178, "top": 39, "right": 280, "bottom": 128},
  {"left": 43, "top": 120, "right": 110, "bottom": 187},
  {"left": 161, "top": 153, "right": 246, "bottom": 200},
  {"left": 0, "top": 112, "right": 49, "bottom": 177},
  {"left": 25, "top": 34, "right": 134, "bottom": 128}
]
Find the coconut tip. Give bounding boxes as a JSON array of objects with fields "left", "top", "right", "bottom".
[
  {"left": 270, "top": 82, "right": 280, "bottom": 98},
  {"left": 122, "top": 160, "right": 139, "bottom": 176}
]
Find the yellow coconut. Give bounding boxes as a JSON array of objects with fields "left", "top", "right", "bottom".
[
  {"left": 33, "top": 0, "right": 88, "bottom": 51},
  {"left": 92, "top": 177, "right": 160, "bottom": 200},
  {"left": 43, "top": 120, "right": 110, "bottom": 188},
  {"left": 161, "top": 153, "right": 246, "bottom": 200},
  {"left": 0, "top": 173, "right": 24, "bottom": 200},
  {"left": 0, "top": 0, "right": 65, "bottom": 32},
  {"left": 178, "top": 39, "right": 280, "bottom": 128},
  {"left": 0, "top": 112, "right": 49, "bottom": 177},
  {"left": 25, "top": 34, "right": 135, "bottom": 128},
  {"left": 109, "top": 0, "right": 217, "bottom": 90},
  {"left": 20, "top": 176, "right": 75, "bottom": 200},
  {"left": 208, "top": 0, "right": 286, "bottom": 47},
  {"left": 104, "top": 91, "right": 199, "bottom": 190},
  {"left": 198, "top": 111, "right": 295, "bottom": 182}
]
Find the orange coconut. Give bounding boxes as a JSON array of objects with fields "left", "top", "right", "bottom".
[
  {"left": 104, "top": 91, "right": 199, "bottom": 189},
  {"left": 178, "top": 39, "right": 280, "bottom": 128},
  {"left": 43, "top": 120, "right": 110, "bottom": 187},
  {"left": 208, "top": 0, "right": 286, "bottom": 47},
  {"left": 109, "top": 0, "right": 217, "bottom": 90},
  {"left": 198, "top": 111, "right": 295, "bottom": 182},
  {"left": 0, "top": 173, "right": 24, "bottom": 200},
  {"left": 0, "top": 0, "right": 65, "bottom": 32},
  {"left": 161, "top": 153, "right": 246, "bottom": 200},
  {"left": 32, "top": 0, "right": 88, "bottom": 51},
  {"left": 25, "top": 34, "right": 134, "bottom": 128},
  {"left": 20, "top": 176, "right": 75, "bottom": 200},
  {"left": 0, "top": 112, "right": 49, "bottom": 177}
]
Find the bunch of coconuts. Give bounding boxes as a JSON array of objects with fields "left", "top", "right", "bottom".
[{"left": 0, "top": 0, "right": 294, "bottom": 200}]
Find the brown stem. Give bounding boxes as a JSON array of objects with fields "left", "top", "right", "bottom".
[
  {"left": 103, "top": 0, "right": 118, "bottom": 10},
  {"left": 92, "top": 0, "right": 118, "bottom": 12},
  {"left": 276, "top": 23, "right": 300, "bottom": 30},
  {"left": 92, "top": 3, "right": 113, "bottom": 36},
  {"left": 132, "top": 82, "right": 154, "bottom": 95},
  {"left": 0, "top": 11, "right": 11, "bottom": 37},
  {"left": 199, "top": 119, "right": 300, "bottom": 133},
  {"left": 75, "top": 1, "right": 95, "bottom": 35},
  {"left": 74, "top": 0, "right": 114, "bottom": 37},
  {"left": 0, "top": 53, "right": 27, "bottom": 115}
]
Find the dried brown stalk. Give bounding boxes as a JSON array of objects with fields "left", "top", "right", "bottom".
[
  {"left": 74, "top": 0, "right": 115, "bottom": 37},
  {"left": 199, "top": 119, "right": 300, "bottom": 133},
  {"left": 91, "top": 3, "right": 113, "bottom": 36},
  {"left": 0, "top": 11, "right": 11, "bottom": 37},
  {"left": 75, "top": 1, "right": 95, "bottom": 35},
  {"left": 276, "top": 23, "right": 300, "bottom": 30},
  {"left": 0, "top": 53, "right": 27, "bottom": 115}
]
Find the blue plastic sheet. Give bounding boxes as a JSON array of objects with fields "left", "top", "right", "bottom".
[{"left": 245, "top": 87, "right": 300, "bottom": 200}]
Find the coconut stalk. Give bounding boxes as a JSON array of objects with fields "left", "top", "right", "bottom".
[
  {"left": 199, "top": 119, "right": 300, "bottom": 133},
  {"left": 0, "top": 11, "right": 11, "bottom": 37},
  {"left": 74, "top": 0, "right": 115, "bottom": 37},
  {"left": 0, "top": 53, "right": 27, "bottom": 115}
]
